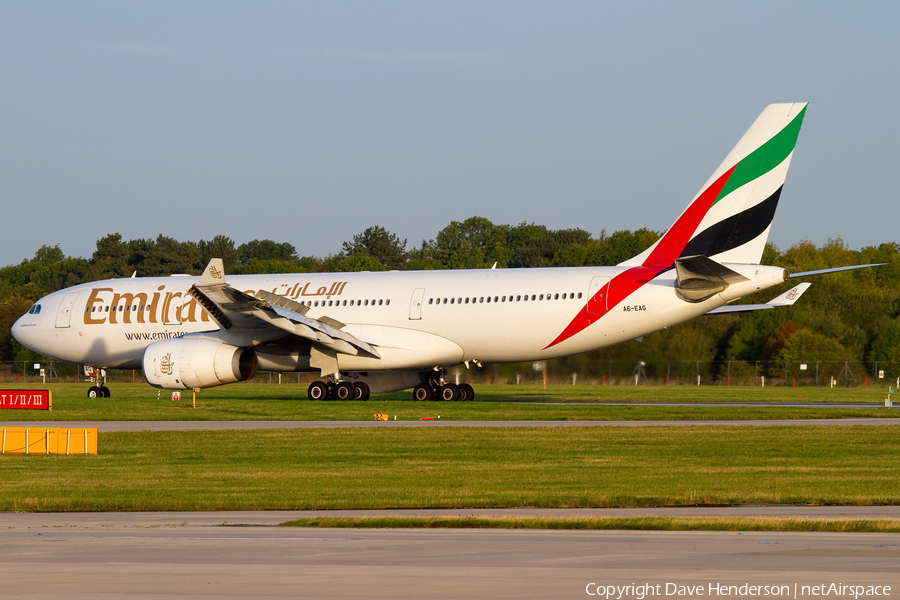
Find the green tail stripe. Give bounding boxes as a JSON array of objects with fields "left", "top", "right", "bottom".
[{"left": 714, "top": 105, "right": 807, "bottom": 204}]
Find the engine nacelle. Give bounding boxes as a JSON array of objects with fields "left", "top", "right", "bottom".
[{"left": 143, "top": 338, "right": 258, "bottom": 390}]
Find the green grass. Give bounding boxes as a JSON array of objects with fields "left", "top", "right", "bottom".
[
  {"left": 2, "top": 426, "right": 899, "bottom": 511},
  {"left": 279, "top": 515, "right": 900, "bottom": 533},
  {"left": 0, "top": 383, "right": 896, "bottom": 422}
]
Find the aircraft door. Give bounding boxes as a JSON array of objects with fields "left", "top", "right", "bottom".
[
  {"left": 586, "top": 276, "right": 611, "bottom": 314},
  {"left": 409, "top": 288, "right": 425, "bottom": 320},
  {"left": 55, "top": 292, "right": 80, "bottom": 328}
]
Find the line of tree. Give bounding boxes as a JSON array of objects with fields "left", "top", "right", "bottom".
[{"left": 1, "top": 217, "right": 898, "bottom": 381}]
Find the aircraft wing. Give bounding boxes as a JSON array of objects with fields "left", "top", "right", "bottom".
[
  {"left": 187, "top": 259, "right": 379, "bottom": 358},
  {"left": 706, "top": 282, "right": 811, "bottom": 315}
]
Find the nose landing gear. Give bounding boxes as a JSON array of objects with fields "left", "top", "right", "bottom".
[{"left": 85, "top": 366, "right": 111, "bottom": 398}]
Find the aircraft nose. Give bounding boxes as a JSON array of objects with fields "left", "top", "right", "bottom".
[{"left": 11, "top": 309, "right": 39, "bottom": 350}]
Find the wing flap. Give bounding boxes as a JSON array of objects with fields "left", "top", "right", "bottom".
[{"left": 191, "top": 259, "right": 379, "bottom": 359}]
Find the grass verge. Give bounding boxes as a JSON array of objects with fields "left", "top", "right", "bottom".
[
  {"left": 279, "top": 515, "right": 900, "bottom": 533},
  {"left": 2, "top": 426, "right": 899, "bottom": 511},
  {"left": 0, "top": 383, "right": 896, "bottom": 422}
]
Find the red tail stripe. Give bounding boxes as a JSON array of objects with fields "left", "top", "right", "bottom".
[
  {"left": 643, "top": 165, "right": 735, "bottom": 267},
  {"left": 545, "top": 166, "right": 736, "bottom": 350}
]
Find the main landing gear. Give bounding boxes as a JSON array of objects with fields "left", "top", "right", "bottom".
[
  {"left": 307, "top": 379, "right": 371, "bottom": 401},
  {"left": 412, "top": 372, "right": 475, "bottom": 402},
  {"left": 85, "top": 366, "right": 111, "bottom": 398}
]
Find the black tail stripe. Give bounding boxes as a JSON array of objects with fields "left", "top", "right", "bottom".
[{"left": 681, "top": 186, "right": 782, "bottom": 258}]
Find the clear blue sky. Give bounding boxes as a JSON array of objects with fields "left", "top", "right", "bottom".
[{"left": 1, "top": 1, "right": 896, "bottom": 267}]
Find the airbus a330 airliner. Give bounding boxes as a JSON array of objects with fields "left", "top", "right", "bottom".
[{"left": 11, "top": 103, "right": 876, "bottom": 401}]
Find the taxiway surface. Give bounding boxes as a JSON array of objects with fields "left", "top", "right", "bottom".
[{"left": 1, "top": 512, "right": 897, "bottom": 599}]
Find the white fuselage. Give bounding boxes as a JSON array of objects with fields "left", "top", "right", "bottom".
[{"left": 12, "top": 264, "right": 787, "bottom": 372}]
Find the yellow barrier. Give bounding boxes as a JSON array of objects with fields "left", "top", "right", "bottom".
[{"left": 0, "top": 427, "right": 97, "bottom": 455}]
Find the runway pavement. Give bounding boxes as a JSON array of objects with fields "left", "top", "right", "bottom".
[
  {"left": 0, "top": 511, "right": 897, "bottom": 599},
  {"left": 2, "top": 417, "right": 900, "bottom": 431}
]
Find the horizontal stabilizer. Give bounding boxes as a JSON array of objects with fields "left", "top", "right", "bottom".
[
  {"left": 790, "top": 264, "right": 885, "bottom": 278},
  {"left": 706, "top": 282, "right": 811, "bottom": 314}
]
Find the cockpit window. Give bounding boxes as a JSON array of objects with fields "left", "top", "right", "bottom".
[{"left": 29, "top": 304, "right": 41, "bottom": 314}]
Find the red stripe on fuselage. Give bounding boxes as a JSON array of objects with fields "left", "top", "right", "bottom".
[
  {"left": 544, "top": 265, "right": 662, "bottom": 349},
  {"left": 544, "top": 166, "right": 736, "bottom": 350}
]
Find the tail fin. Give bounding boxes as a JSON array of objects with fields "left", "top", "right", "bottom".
[{"left": 621, "top": 103, "right": 807, "bottom": 267}]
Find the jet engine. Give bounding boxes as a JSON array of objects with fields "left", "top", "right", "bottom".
[{"left": 143, "top": 338, "right": 257, "bottom": 389}]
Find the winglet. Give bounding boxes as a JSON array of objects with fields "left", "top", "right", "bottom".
[{"left": 198, "top": 258, "right": 226, "bottom": 287}]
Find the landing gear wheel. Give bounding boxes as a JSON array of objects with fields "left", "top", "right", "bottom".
[
  {"left": 100, "top": 386, "right": 111, "bottom": 398},
  {"left": 335, "top": 381, "right": 355, "bottom": 401},
  {"left": 87, "top": 386, "right": 101, "bottom": 398},
  {"left": 413, "top": 383, "right": 433, "bottom": 402},
  {"left": 308, "top": 381, "right": 328, "bottom": 400},
  {"left": 353, "top": 382, "right": 370, "bottom": 401},
  {"left": 438, "top": 383, "right": 459, "bottom": 401},
  {"left": 458, "top": 383, "right": 474, "bottom": 402}
]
